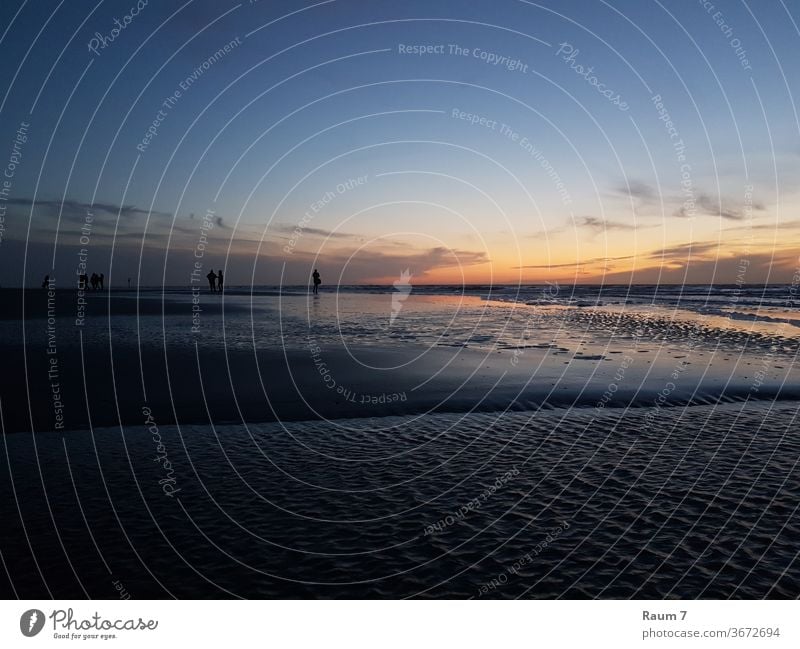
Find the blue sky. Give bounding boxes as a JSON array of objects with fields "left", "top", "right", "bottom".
[{"left": 1, "top": 0, "right": 799, "bottom": 286}]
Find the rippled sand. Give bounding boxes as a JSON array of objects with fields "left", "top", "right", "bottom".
[{"left": 2, "top": 401, "right": 798, "bottom": 598}]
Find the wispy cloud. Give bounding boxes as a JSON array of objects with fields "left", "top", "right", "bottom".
[
  {"left": 513, "top": 261, "right": 587, "bottom": 270},
  {"left": 615, "top": 179, "right": 657, "bottom": 202},
  {"left": 2, "top": 197, "right": 240, "bottom": 247},
  {"left": 527, "top": 215, "right": 643, "bottom": 239},
  {"left": 189, "top": 212, "right": 229, "bottom": 229},
  {"left": 725, "top": 219, "right": 800, "bottom": 231},
  {"left": 648, "top": 241, "right": 720, "bottom": 258},
  {"left": 313, "top": 245, "right": 489, "bottom": 282},
  {"left": 512, "top": 253, "right": 636, "bottom": 270},
  {"left": 8, "top": 197, "right": 171, "bottom": 220},
  {"left": 573, "top": 215, "right": 638, "bottom": 233},
  {"left": 612, "top": 180, "right": 766, "bottom": 222},
  {"left": 674, "top": 194, "right": 752, "bottom": 221},
  {"left": 270, "top": 223, "right": 360, "bottom": 239},
  {"left": 4, "top": 196, "right": 174, "bottom": 243},
  {"left": 596, "top": 251, "right": 800, "bottom": 284},
  {"left": 514, "top": 241, "right": 724, "bottom": 273}
]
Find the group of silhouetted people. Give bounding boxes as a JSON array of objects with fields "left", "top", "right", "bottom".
[
  {"left": 201, "top": 268, "right": 321, "bottom": 294},
  {"left": 42, "top": 273, "right": 105, "bottom": 290},
  {"left": 202, "top": 268, "right": 320, "bottom": 294},
  {"left": 200, "top": 268, "right": 321, "bottom": 294},
  {"left": 77, "top": 272, "right": 104, "bottom": 290},
  {"left": 38, "top": 267, "right": 325, "bottom": 294},
  {"left": 206, "top": 269, "right": 224, "bottom": 292}
]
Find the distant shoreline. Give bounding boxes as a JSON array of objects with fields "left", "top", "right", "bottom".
[{"left": 1, "top": 282, "right": 797, "bottom": 290}]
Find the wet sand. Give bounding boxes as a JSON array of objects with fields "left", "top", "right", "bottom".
[
  {"left": 1, "top": 287, "right": 799, "bottom": 598},
  {"left": 1, "top": 401, "right": 798, "bottom": 598},
  {"left": 1, "top": 288, "right": 799, "bottom": 433}
]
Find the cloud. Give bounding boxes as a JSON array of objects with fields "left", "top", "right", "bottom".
[
  {"left": 512, "top": 253, "right": 636, "bottom": 270},
  {"left": 615, "top": 179, "right": 657, "bottom": 202},
  {"left": 270, "top": 223, "right": 359, "bottom": 239},
  {"left": 527, "top": 215, "right": 644, "bottom": 239},
  {"left": 513, "top": 261, "right": 587, "bottom": 270},
  {"left": 648, "top": 241, "right": 720, "bottom": 258},
  {"left": 1, "top": 197, "right": 244, "bottom": 251},
  {"left": 302, "top": 244, "right": 489, "bottom": 283},
  {"left": 612, "top": 180, "right": 767, "bottom": 222},
  {"left": 573, "top": 215, "right": 638, "bottom": 233},
  {"left": 697, "top": 193, "right": 765, "bottom": 220},
  {"left": 674, "top": 194, "right": 744, "bottom": 221},
  {"left": 8, "top": 197, "right": 171, "bottom": 220},
  {"left": 513, "top": 242, "right": 725, "bottom": 273},
  {"left": 725, "top": 219, "right": 800, "bottom": 231},
  {"left": 592, "top": 251, "right": 800, "bottom": 284},
  {"left": 3, "top": 196, "right": 175, "bottom": 244}
]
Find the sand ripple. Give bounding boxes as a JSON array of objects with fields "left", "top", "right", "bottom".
[{"left": 1, "top": 401, "right": 798, "bottom": 598}]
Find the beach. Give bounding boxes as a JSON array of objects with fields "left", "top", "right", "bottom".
[
  {"left": 1, "top": 284, "right": 799, "bottom": 597},
  {"left": 1, "top": 285, "right": 798, "bottom": 433},
  {"left": 2, "top": 402, "right": 798, "bottom": 598}
]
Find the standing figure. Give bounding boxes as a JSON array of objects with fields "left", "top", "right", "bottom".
[
  {"left": 217, "top": 269, "right": 224, "bottom": 292},
  {"left": 312, "top": 269, "right": 321, "bottom": 295},
  {"left": 41, "top": 275, "right": 50, "bottom": 289},
  {"left": 206, "top": 270, "right": 217, "bottom": 292},
  {"left": 90, "top": 273, "right": 99, "bottom": 290}
]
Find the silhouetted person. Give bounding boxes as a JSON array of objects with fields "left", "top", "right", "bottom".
[
  {"left": 78, "top": 273, "right": 87, "bottom": 290},
  {"left": 41, "top": 275, "right": 49, "bottom": 289},
  {"left": 99, "top": 273, "right": 104, "bottom": 290},
  {"left": 217, "top": 269, "right": 223, "bottom": 292},
  {"left": 206, "top": 270, "right": 217, "bottom": 292},
  {"left": 90, "top": 273, "right": 99, "bottom": 290},
  {"left": 312, "top": 269, "right": 321, "bottom": 295},
  {"left": 127, "top": 277, "right": 131, "bottom": 289}
]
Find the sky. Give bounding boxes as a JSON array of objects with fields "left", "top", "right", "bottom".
[{"left": 0, "top": 0, "right": 799, "bottom": 287}]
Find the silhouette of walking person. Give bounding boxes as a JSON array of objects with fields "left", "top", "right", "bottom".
[
  {"left": 90, "top": 273, "right": 99, "bottom": 290},
  {"left": 312, "top": 269, "right": 321, "bottom": 295},
  {"left": 41, "top": 275, "right": 49, "bottom": 289},
  {"left": 206, "top": 269, "right": 217, "bottom": 292},
  {"left": 217, "top": 269, "right": 223, "bottom": 292}
]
